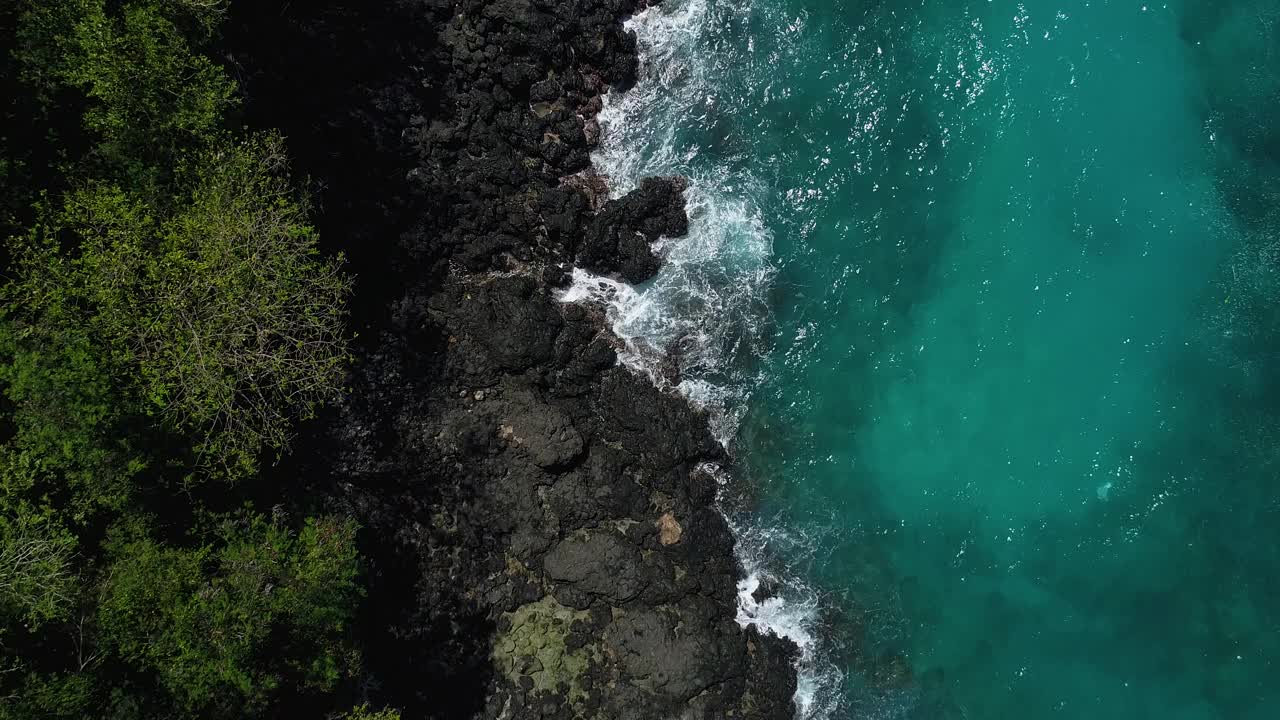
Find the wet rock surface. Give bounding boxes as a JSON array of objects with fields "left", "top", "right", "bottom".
[
  {"left": 581, "top": 176, "right": 690, "bottom": 282},
  {"left": 226, "top": 1, "right": 798, "bottom": 718}
]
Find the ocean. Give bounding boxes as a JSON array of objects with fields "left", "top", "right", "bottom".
[{"left": 567, "top": 0, "right": 1280, "bottom": 717}]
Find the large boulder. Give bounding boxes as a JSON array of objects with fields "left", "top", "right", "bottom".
[
  {"left": 500, "top": 398, "right": 584, "bottom": 469},
  {"left": 543, "top": 530, "right": 646, "bottom": 603},
  {"left": 579, "top": 176, "right": 689, "bottom": 283}
]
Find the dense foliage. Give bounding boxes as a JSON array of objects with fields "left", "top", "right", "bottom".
[
  {"left": 0, "top": 1, "right": 375, "bottom": 716},
  {"left": 5, "top": 136, "right": 351, "bottom": 484},
  {"left": 98, "top": 513, "right": 361, "bottom": 714}
]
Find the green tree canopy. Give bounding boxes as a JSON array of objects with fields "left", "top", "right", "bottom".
[
  {"left": 0, "top": 1, "right": 367, "bottom": 717},
  {"left": 15, "top": 0, "right": 236, "bottom": 186},
  {"left": 2, "top": 135, "right": 351, "bottom": 489},
  {"left": 98, "top": 513, "right": 362, "bottom": 715},
  {"left": 0, "top": 510, "right": 77, "bottom": 629},
  {"left": 138, "top": 137, "right": 352, "bottom": 478}
]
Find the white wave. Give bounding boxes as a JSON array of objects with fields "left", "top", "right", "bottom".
[
  {"left": 560, "top": 1, "right": 845, "bottom": 717},
  {"left": 729, "top": 511, "right": 846, "bottom": 720},
  {"left": 558, "top": 179, "right": 774, "bottom": 444},
  {"left": 587, "top": 0, "right": 778, "bottom": 445},
  {"left": 558, "top": 268, "right": 662, "bottom": 379},
  {"left": 594, "top": 0, "right": 715, "bottom": 197},
  {"left": 737, "top": 572, "right": 815, "bottom": 650}
]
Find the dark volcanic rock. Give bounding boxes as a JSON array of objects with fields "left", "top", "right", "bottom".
[
  {"left": 752, "top": 575, "right": 783, "bottom": 605},
  {"left": 580, "top": 176, "right": 689, "bottom": 282},
  {"left": 228, "top": 0, "right": 799, "bottom": 718},
  {"left": 500, "top": 399, "right": 584, "bottom": 469},
  {"left": 452, "top": 277, "right": 563, "bottom": 373},
  {"left": 544, "top": 530, "right": 646, "bottom": 603},
  {"left": 606, "top": 605, "right": 730, "bottom": 699}
]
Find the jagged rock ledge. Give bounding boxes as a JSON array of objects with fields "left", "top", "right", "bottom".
[{"left": 226, "top": 1, "right": 799, "bottom": 718}]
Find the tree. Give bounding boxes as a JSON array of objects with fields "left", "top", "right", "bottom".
[
  {"left": 98, "top": 513, "right": 362, "bottom": 715},
  {"left": 0, "top": 199, "right": 149, "bottom": 517},
  {"left": 0, "top": 670, "right": 94, "bottom": 720},
  {"left": 0, "top": 2, "right": 366, "bottom": 717},
  {"left": 0, "top": 515, "right": 77, "bottom": 628},
  {"left": 135, "top": 135, "right": 353, "bottom": 478},
  {"left": 14, "top": 0, "right": 237, "bottom": 186},
  {"left": 3, "top": 135, "right": 351, "bottom": 483}
]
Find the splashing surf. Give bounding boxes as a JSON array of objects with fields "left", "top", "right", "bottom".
[{"left": 559, "top": 1, "right": 843, "bottom": 717}]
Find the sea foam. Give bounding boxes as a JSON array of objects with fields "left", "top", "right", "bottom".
[
  {"left": 559, "top": 1, "right": 843, "bottom": 717},
  {"left": 564, "top": 0, "right": 776, "bottom": 444}
]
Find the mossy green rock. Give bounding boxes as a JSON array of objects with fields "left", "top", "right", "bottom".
[{"left": 494, "top": 596, "right": 596, "bottom": 700}]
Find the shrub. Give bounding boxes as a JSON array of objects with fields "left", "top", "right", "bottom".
[{"left": 340, "top": 704, "right": 403, "bottom": 720}]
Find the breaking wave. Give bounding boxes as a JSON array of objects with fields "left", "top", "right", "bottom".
[
  {"left": 730, "top": 513, "right": 847, "bottom": 719},
  {"left": 559, "top": 1, "right": 844, "bottom": 717},
  {"left": 565, "top": 0, "right": 774, "bottom": 443}
]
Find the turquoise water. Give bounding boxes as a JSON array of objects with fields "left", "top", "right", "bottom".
[{"left": 587, "top": 1, "right": 1280, "bottom": 717}]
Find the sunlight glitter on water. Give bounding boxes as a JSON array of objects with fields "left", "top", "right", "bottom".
[{"left": 570, "top": 1, "right": 1280, "bottom": 718}]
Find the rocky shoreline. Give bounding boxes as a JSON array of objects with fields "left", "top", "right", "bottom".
[{"left": 225, "top": 0, "right": 799, "bottom": 717}]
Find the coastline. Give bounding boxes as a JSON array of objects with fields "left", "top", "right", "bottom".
[
  {"left": 226, "top": 0, "right": 801, "bottom": 717},
  {"left": 8, "top": 1, "right": 1275, "bottom": 718},
  {"left": 564, "top": 5, "right": 844, "bottom": 717}
]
